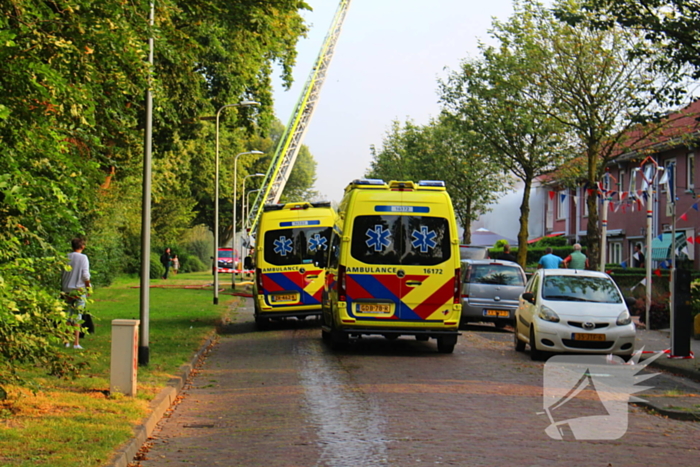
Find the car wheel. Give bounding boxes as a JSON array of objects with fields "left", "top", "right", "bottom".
[
  {"left": 514, "top": 327, "right": 526, "bottom": 352},
  {"left": 437, "top": 335, "right": 457, "bottom": 354},
  {"left": 530, "top": 326, "right": 544, "bottom": 361}
]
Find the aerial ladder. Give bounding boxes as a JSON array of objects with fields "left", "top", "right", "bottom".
[{"left": 245, "top": 0, "right": 352, "bottom": 236}]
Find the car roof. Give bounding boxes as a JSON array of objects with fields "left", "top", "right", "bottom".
[
  {"left": 461, "top": 259, "right": 523, "bottom": 268},
  {"left": 537, "top": 268, "right": 611, "bottom": 279}
]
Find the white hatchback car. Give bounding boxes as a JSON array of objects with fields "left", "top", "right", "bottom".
[{"left": 514, "top": 269, "right": 636, "bottom": 360}]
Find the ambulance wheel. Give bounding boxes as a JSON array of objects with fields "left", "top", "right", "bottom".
[
  {"left": 415, "top": 335, "right": 430, "bottom": 342},
  {"left": 437, "top": 335, "right": 457, "bottom": 354},
  {"left": 321, "top": 328, "right": 331, "bottom": 342},
  {"left": 330, "top": 329, "right": 348, "bottom": 350},
  {"left": 255, "top": 316, "right": 268, "bottom": 330}
]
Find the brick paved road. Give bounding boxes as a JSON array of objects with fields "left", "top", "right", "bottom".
[{"left": 136, "top": 299, "right": 700, "bottom": 467}]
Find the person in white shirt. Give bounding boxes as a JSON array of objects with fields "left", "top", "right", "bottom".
[{"left": 61, "top": 238, "right": 91, "bottom": 349}]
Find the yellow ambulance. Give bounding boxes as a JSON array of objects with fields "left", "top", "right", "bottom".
[
  {"left": 321, "top": 180, "right": 462, "bottom": 353},
  {"left": 252, "top": 201, "right": 335, "bottom": 328}
]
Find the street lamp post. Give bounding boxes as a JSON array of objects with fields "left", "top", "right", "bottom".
[
  {"left": 231, "top": 153, "right": 264, "bottom": 289},
  {"left": 213, "top": 101, "right": 259, "bottom": 305}
]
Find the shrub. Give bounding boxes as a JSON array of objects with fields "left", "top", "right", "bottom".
[
  {"left": 179, "top": 254, "right": 207, "bottom": 273},
  {"left": 149, "top": 252, "right": 165, "bottom": 279}
]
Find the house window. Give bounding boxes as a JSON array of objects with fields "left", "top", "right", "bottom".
[
  {"left": 618, "top": 171, "right": 625, "bottom": 200},
  {"left": 610, "top": 242, "right": 622, "bottom": 265},
  {"left": 557, "top": 190, "right": 568, "bottom": 220},
  {"left": 664, "top": 158, "right": 676, "bottom": 216},
  {"left": 546, "top": 195, "right": 554, "bottom": 230},
  {"left": 688, "top": 152, "right": 695, "bottom": 190}
]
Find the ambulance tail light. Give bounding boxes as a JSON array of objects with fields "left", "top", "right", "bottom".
[
  {"left": 255, "top": 268, "right": 264, "bottom": 294},
  {"left": 453, "top": 268, "right": 461, "bottom": 304},
  {"left": 337, "top": 265, "right": 347, "bottom": 302}
]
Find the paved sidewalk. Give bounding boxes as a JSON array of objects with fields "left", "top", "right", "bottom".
[{"left": 634, "top": 328, "right": 700, "bottom": 421}]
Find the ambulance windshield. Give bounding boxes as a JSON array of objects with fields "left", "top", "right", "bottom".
[
  {"left": 264, "top": 227, "right": 332, "bottom": 266},
  {"left": 351, "top": 215, "right": 451, "bottom": 266}
]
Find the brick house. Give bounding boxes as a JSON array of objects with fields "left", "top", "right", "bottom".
[{"left": 542, "top": 99, "right": 700, "bottom": 269}]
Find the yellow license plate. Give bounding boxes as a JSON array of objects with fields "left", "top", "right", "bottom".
[
  {"left": 271, "top": 293, "right": 297, "bottom": 303},
  {"left": 572, "top": 333, "right": 606, "bottom": 341},
  {"left": 484, "top": 309, "right": 510, "bottom": 317},
  {"left": 358, "top": 304, "right": 392, "bottom": 314}
]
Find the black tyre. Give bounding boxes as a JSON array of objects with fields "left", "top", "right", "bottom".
[
  {"left": 530, "top": 326, "right": 544, "bottom": 361},
  {"left": 321, "top": 328, "right": 331, "bottom": 342},
  {"left": 437, "top": 335, "right": 457, "bottom": 354},
  {"left": 514, "top": 326, "right": 526, "bottom": 352}
]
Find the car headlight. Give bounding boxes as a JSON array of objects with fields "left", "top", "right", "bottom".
[
  {"left": 616, "top": 310, "right": 632, "bottom": 326},
  {"left": 538, "top": 305, "right": 560, "bottom": 323}
]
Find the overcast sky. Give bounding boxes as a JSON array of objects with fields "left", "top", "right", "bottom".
[{"left": 272, "top": 0, "right": 519, "bottom": 203}]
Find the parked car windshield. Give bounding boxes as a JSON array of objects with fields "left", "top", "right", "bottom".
[
  {"left": 464, "top": 264, "right": 525, "bottom": 286},
  {"left": 542, "top": 275, "right": 622, "bottom": 304},
  {"left": 350, "top": 215, "right": 451, "bottom": 266},
  {"left": 263, "top": 227, "right": 332, "bottom": 266}
]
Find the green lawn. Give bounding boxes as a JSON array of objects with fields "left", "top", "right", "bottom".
[{"left": 0, "top": 271, "right": 240, "bottom": 467}]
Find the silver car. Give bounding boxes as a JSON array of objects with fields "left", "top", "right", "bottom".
[{"left": 460, "top": 259, "right": 526, "bottom": 327}]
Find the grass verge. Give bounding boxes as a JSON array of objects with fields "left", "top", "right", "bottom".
[{"left": 0, "top": 271, "right": 240, "bottom": 467}]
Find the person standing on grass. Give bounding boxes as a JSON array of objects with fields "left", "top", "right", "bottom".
[
  {"left": 172, "top": 254, "right": 180, "bottom": 275},
  {"left": 161, "top": 247, "right": 172, "bottom": 279},
  {"left": 61, "top": 238, "right": 91, "bottom": 350}
]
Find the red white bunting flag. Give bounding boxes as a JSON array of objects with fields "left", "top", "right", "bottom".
[{"left": 680, "top": 213, "right": 688, "bottom": 221}]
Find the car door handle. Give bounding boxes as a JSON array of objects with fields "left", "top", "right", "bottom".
[
  {"left": 406, "top": 281, "right": 422, "bottom": 287},
  {"left": 306, "top": 274, "right": 319, "bottom": 279}
]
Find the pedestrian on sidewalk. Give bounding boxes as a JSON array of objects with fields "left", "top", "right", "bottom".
[
  {"left": 538, "top": 247, "right": 564, "bottom": 269},
  {"left": 498, "top": 243, "right": 517, "bottom": 263},
  {"left": 61, "top": 238, "right": 91, "bottom": 350},
  {"left": 563, "top": 243, "right": 589, "bottom": 270}
]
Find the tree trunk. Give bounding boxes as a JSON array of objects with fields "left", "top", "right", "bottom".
[
  {"left": 516, "top": 178, "right": 532, "bottom": 267},
  {"left": 461, "top": 201, "right": 472, "bottom": 244},
  {"left": 586, "top": 191, "right": 601, "bottom": 268}
]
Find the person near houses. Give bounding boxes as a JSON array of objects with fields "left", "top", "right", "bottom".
[
  {"left": 161, "top": 247, "right": 172, "bottom": 279},
  {"left": 633, "top": 243, "right": 645, "bottom": 268},
  {"left": 61, "top": 238, "right": 91, "bottom": 350},
  {"left": 563, "top": 243, "right": 589, "bottom": 270},
  {"left": 538, "top": 247, "right": 564, "bottom": 269},
  {"left": 498, "top": 243, "right": 517, "bottom": 263}
]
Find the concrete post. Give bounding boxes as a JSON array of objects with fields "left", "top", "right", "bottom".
[{"left": 111, "top": 319, "right": 140, "bottom": 396}]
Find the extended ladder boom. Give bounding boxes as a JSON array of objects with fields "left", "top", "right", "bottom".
[{"left": 246, "top": 0, "right": 352, "bottom": 234}]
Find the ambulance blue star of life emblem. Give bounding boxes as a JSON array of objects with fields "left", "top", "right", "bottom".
[
  {"left": 273, "top": 236, "right": 293, "bottom": 256},
  {"left": 366, "top": 225, "right": 392, "bottom": 252},
  {"left": 411, "top": 226, "right": 437, "bottom": 253},
  {"left": 308, "top": 233, "right": 328, "bottom": 252}
]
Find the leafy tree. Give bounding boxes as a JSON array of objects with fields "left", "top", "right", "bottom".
[
  {"left": 440, "top": 28, "right": 573, "bottom": 265},
  {"left": 557, "top": 0, "right": 700, "bottom": 79},
  {"left": 0, "top": 0, "right": 310, "bottom": 397},
  {"left": 473, "top": 0, "right": 686, "bottom": 267},
  {"left": 366, "top": 118, "right": 509, "bottom": 243}
]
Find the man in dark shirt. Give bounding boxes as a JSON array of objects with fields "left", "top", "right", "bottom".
[
  {"left": 498, "top": 243, "right": 517, "bottom": 263},
  {"left": 633, "top": 243, "right": 645, "bottom": 268}
]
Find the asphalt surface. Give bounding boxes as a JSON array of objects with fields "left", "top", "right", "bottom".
[{"left": 110, "top": 299, "right": 700, "bottom": 467}]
